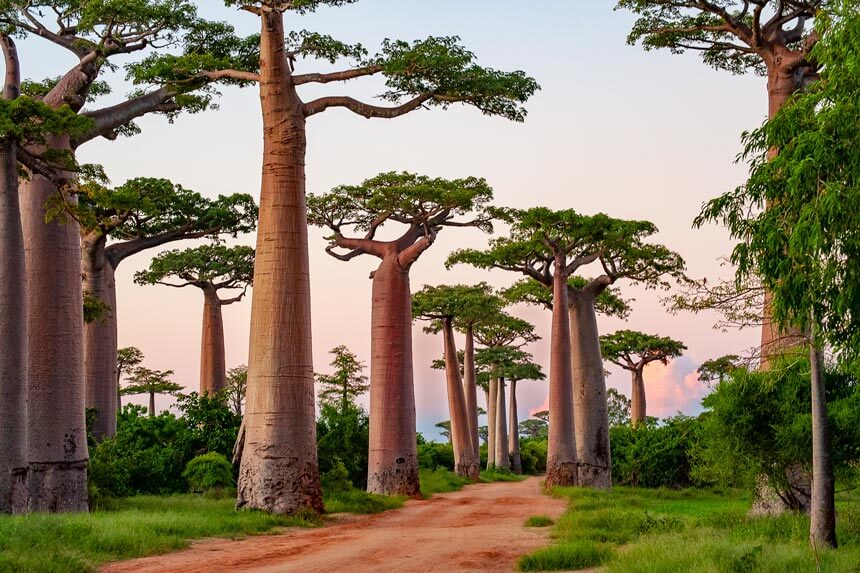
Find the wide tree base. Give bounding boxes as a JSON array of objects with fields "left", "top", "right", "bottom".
[
  {"left": 236, "top": 459, "right": 324, "bottom": 515},
  {"left": 27, "top": 461, "right": 88, "bottom": 513},
  {"left": 577, "top": 463, "right": 612, "bottom": 489},
  {"left": 545, "top": 459, "right": 579, "bottom": 489},
  {"left": 748, "top": 468, "right": 811, "bottom": 517},
  {"left": 455, "top": 461, "right": 480, "bottom": 481},
  {"left": 367, "top": 457, "right": 421, "bottom": 497}
]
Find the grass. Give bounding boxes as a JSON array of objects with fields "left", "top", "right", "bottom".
[
  {"left": 525, "top": 515, "right": 555, "bottom": 527},
  {"left": 517, "top": 486, "right": 860, "bottom": 572},
  {"left": 419, "top": 468, "right": 472, "bottom": 497},
  {"left": 324, "top": 489, "right": 405, "bottom": 514}
]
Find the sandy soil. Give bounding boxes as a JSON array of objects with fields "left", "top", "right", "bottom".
[{"left": 101, "top": 476, "right": 567, "bottom": 573}]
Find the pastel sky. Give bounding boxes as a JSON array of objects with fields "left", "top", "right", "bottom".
[{"left": 20, "top": 1, "right": 764, "bottom": 440}]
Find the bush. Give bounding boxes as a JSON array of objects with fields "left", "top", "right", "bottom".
[
  {"left": 183, "top": 453, "right": 234, "bottom": 493},
  {"left": 520, "top": 439, "right": 547, "bottom": 474},
  {"left": 610, "top": 414, "right": 698, "bottom": 488},
  {"left": 317, "top": 403, "right": 370, "bottom": 489},
  {"left": 417, "top": 442, "right": 454, "bottom": 471},
  {"left": 321, "top": 458, "right": 352, "bottom": 493}
]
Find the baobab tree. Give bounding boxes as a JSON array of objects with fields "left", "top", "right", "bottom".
[
  {"left": 120, "top": 367, "right": 182, "bottom": 418},
  {"left": 698, "top": 355, "right": 743, "bottom": 385},
  {"left": 60, "top": 177, "right": 256, "bottom": 438},
  {"left": 617, "top": 0, "right": 828, "bottom": 360},
  {"left": 308, "top": 172, "right": 494, "bottom": 496},
  {"left": 599, "top": 330, "right": 687, "bottom": 427},
  {"left": 316, "top": 345, "right": 369, "bottom": 413},
  {"left": 116, "top": 347, "right": 145, "bottom": 414},
  {"left": 135, "top": 244, "right": 255, "bottom": 395},
  {"left": 224, "top": 365, "right": 248, "bottom": 417},
  {"left": 450, "top": 208, "right": 685, "bottom": 487},
  {"left": 0, "top": 2, "right": 258, "bottom": 512}
]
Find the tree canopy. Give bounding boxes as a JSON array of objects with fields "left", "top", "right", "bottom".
[
  {"left": 502, "top": 276, "right": 631, "bottom": 317},
  {"left": 412, "top": 283, "right": 504, "bottom": 334},
  {"left": 120, "top": 366, "right": 182, "bottom": 398},
  {"left": 315, "top": 345, "right": 369, "bottom": 410},
  {"left": 600, "top": 330, "right": 687, "bottom": 371},
  {"left": 698, "top": 355, "right": 743, "bottom": 384}
]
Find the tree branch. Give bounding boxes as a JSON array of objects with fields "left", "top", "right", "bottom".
[
  {"left": 76, "top": 87, "right": 178, "bottom": 146},
  {"left": 303, "top": 93, "right": 433, "bottom": 119},
  {"left": 105, "top": 225, "right": 215, "bottom": 268},
  {"left": 293, "top": 64, "right": 382, "bottom": 85}
]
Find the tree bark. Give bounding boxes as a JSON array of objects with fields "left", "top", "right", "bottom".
[
  {"left": 486, "top": 378, "right": 497, "bottom": 469},
  {"left": 494, "top": 377, "right": 510, "bottom": 470},
  {"left": 546, "top": 260, "right": 578, "bottom": 488},
  {"left": 442, "top": 320, "right": 478, "bottom": 480},
  {"left": 148, "top": 391, "right": 155, "bottom": 417},
  {"left": 508, "top": 379, "right": 521, "bottom": 474},
  {"left": 809, "top": 342, "right": 836, "bottom": 548},
  {"left": 200, "top": 286, "right": 227, "bottom": 395},
  {"left": 236, "top": 11, "right": 323, "bottom": 514},
  {"left": 0, "top": 33, "right": 27, "bottom": 514},
  {"left": 631, "top": 368, "right": 646, "bottom": 427},
  {"left": 21, "top": 165, "right": 89, "bottom": 512},
  {"left": 82, "top": 239, "right": 118, "bottom": 440},
  {"left": 366, "top": 253, "right": 420, "bottom": 496},
  {"left": 569, "top": 291, "right": 611, "bottom": 487},
  {"left": 463, "top": 326, "right": 479, "bottom": 460}
]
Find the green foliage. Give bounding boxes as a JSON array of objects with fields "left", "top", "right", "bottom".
[
  {"left": 182, "top": 453, "right": 234, "bottom": 493},
  {"left": 82, "top": 289, "right": 110, "bottom": 324},
  {"left": 134, "top": 243, "right": 255, "bottom": 293},
  {"left": 322, "top": 489, "right": 405, "bottom": 515},
  {"left": 521, "top": 440, "right": 548, "bottom": 474},
  {"left": 0, "top": 97, "right": 91, "bottom": 147},
  {"left": 223, "top": 364, "right": 247, "bottom": 416},
  {"left": 610, "top": 415, "right": 699, "bottom": 488},
  {"left": 600, "top": 329, "right": 687, "bottom": 369},
  {"left": 316, "top": 402, "right": 369, "bottom": 490},
  {"left": 412, "top": 282, "right": 504, "bottom": 334},
  {"left": 518, "top": 418, "right": 548, "bottom": 440},
  {"left": 315, "top": 345, "right": 368, "bottom": 410},
  {"left": 417, "top": 441, "right": 455, "bottom": 471},
  {"left": 525, "top": 515, "right": 554, "bottom": 527},
  {"left": 503, "top": 276, "right": 632, "bottom": 318},
  {"left": 697, "top": 354, "right": 742, "bottom": 385},
  {"left": 119, "top": 367, "right": 182, "bottom": 403},
  {"left": 418, "top": 468, "right": 470, "bottom": 497},
  {"left": 518, "top": 540, "right": 614, "bottom": 571},
  {"left": 320, "top": 458, "right": 352, "bottom": 493},
  {"left": 607, "top": 388, "right": 632, "bottom": 427}
]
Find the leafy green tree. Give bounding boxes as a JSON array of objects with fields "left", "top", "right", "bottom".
[
  {"left": 600, "top": 330, "right": 687, "bottom": 427},
  {"left": 435, "top": 421, "right": 452, "bottom": 443},
  {"left": 224, "top": 365, "right": 248, "bottom": 417},
  {"left": 695, "top": 2, "right": 859, "bottom": 547},
  {"left": 116, "top": 347, "right": 145, "bottom": 414},
  {"left": 315, "top": 345, "right": 369, "bottom": 412},
  {"left": 120, "top": 367, "right": 182, "bottom": 418},
  {"left": 308, "top": 172, "right": 494, "bottom": 496},
  {"left": 316, "top": 402, "right": 370, "bottom": 491},
  {"left": 518, "top": 419, "right": 548, "bottom": 441},
  {"left": 697, "top": 355, "right": 742, "bottom": 386},
  {"left": 611, "top": 414, "right": 698, "bottom": 488},
  {"left": 135, "top": 244, "right": 255, "bottom": 396},
  {"left": 607, "top": 388, "right": 632, "bottom": 427},
  {"left": 450, "top": 207, "right": 685, "bottom": 487}
]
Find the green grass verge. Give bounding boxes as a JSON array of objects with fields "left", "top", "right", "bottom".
[
  {"left": 518, "top": 486, "right": 860, "bottom": 572},
  {"left": 324, "top": 489, "right": 405, "bottom": 514},
  {"left": 525, "top": 515, "right": 555, "bottom": 527},
  {"left": 419, "top": 468, "right": 472, "bottom": 497},
  {"left": 481, "top": 467, "right": 528, "bottom": 483}
]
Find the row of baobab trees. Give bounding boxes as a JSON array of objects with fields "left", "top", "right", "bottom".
[{"left": 0, "top": 0, "right": 820, "bottom": 515}]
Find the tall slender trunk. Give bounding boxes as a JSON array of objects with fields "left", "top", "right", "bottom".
[
  {"left": 200, "top": 286, "right": 227, "bottom": 395},
  {"left": 546, "top": 262, "right": 578, "bottom": 488},
  {"left": 809, "top": 342, "right": 836, "bottom": 548},
  {"left": 487, "top": 378, "right": 497, "bottom": 469},
  {"left": 482, "top": 387, "right": 490, "bottom": 450},
  {"left": 236, "top": 11, "right": 323, "bottom": 514},
  {"left": 83, "top": 239, "right": 118, "bottom": 439},
  {"left": 494, "top": 377, "right": 510, "bottom": 470},
  {"left": 442, "top": 320, "right": 478, "bottom": 480},
  {"left": 631, "top": 368, "right": 646, "bottom": 427},
  {"left": 463, "top": 326, "right": 479, "bottom": 460},
  {"left": 508, "top": 379, "right": 521, "bottom": 474},
  {"left": 366, "top": 253, "right": 420, "bottom": 496},
  {"left": 569, "top": 292, "right": 611, "bottom": 487},
  {"left": 148, "top": 391, "right": 155, "bottom": 417}
]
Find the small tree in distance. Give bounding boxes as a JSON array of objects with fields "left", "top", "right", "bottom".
[
  {"left": 698, "top": 355, "right": 742, "bottom": 386},
  {"left": 224, "top": 365, "right": 248, "bottom": 417},
  {"left": 120, "top": 367, "right": 182, "bottom": 418},
  {"left": 115, "top": 347, "right": 145, "bottom": 414},
  {"left": 606, "top": 388, "right": 632, "bottom": 427},
  {"left": 316, "top": 346, "right": 369, "bottom": 413}
]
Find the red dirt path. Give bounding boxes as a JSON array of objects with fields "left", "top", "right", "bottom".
[{"left": 101, "top": 476, "right": 566, "bottom": 573}]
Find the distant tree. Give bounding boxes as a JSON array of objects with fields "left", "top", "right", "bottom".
[
  {"left": 519, "top": 419, "right": 548, "bottom": 441},
  {"left": 698, "top": 355, "right": 742, "bottom": 386},
  {"left": 120, "top": 367, "right": 182, "bottom": 418},
  {"left": 308, "top": 172, "right": 494, "bottom": 496},
  {"left": 606, "top": 388, "right": 632, "bottom": 427},
  {"left": 478, "top": 426, "right": 489, "bottom": 446},
  {"left": 115, "top": 347, "right": 145, "bottom": 413},
  {"left": 315, "top": 346, "right": 369, "bottom": 413},
  {"left": 224, "top": 365, "right": 248, "bottom": 417},
  {"left": 600, "top": 330, "right": 687, "bottom": 426},
  {"left": 135, "top": 244, "right": 254, "bottom": 395},
  {"left": 435, "top": 421, "right": 452, "bottom": 443}
]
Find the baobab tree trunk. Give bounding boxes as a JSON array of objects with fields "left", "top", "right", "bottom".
[
  {"left": 809, "top": 342, "right": 836, "bottom": 548},
  {"left": 546, "top": 262, "right": 578, "bottom": 488},
  {"left": 442, "top": 320, "right": 478, "bottom": 480},
  {"left": 21, "top": 164, "right": 89, "bottom": 512},
  {"left": 494, "top": 377, "right": 510, "bottom": 470},
  {"left": 569, "top": 292, "right": 611, "bottom": 488},
  {"left": 463, "top": 327, "right": 479, "bottom": 460},
  {"left": 508, "top": 379, "right": 521, "bottom": 474},
  {"left": 487, "top": 379, "right": 497, "bottom": 469},
  {"left": 236, "top": 11, "right": 323, "bottom": 514},
  {"left": 630, "top": 368, "right": 646, "bottom": 427},
  {"left": 200, "top": 286, "right": 227, "bottom": 395},
  {"left": 0, "top": 34, "right": 27, "bottom": 514},
  {"left": 83, "top": 240, "right": 118, "bottom": 440},
  {"left": 148, "top": 391, "right": 155, "bottom": 417},
  {"left": 366, "top": 253, "right": 420, "bottom": 496}
]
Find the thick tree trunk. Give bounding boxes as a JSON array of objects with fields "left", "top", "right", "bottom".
[
  {"left": 366, "top": 253, "right": 420, "bottom": 496},
  {"left": 200, "top": 286, "right": 227, "bottom": 395},
  {"left": 0, "top": 127, "right": 27, "bottom": 514},
  {"left": 487, "top": 378, "right": 497, "bottom": 469},
  {"left": 631, "top": 368, "right": 646, "bottom": 427},
  {"left": 809, "top": 343, "right": 836, "bottom": 548},
  {"left": 236, "top": 11, "right": 323, "bottom": 514},
  {"left": 21, "top": 165, "right": 88, "bottom": 512},
  {"left": 494, "top": 377, "right": 510, "bottom": 470},
  {"left": 569, "top": 292, "right": 611, "bottom": 487},
  {"left": 546, "top": 263, "right": 578, "bottom": 488},
  {"left": 83, "top": 241, "right": 118, "bottom": 439},
  {"left": 508, "top": 379, "right": 521, "bottom": 474},
  {"left": 442, "top": 321, "right": 478, "bottom": 480},
  {"left": 463, "top": 327, "right": 479, "bottom": 460}
]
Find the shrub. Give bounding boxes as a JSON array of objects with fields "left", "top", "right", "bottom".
[
  {"left": 610, "top": 415, "right": 698, "bottom": 488},
  {"left": 321, "top": 458, "right": 352, "bottom": 493},
  {"left": 317, "top": 402, "right": 370, "bottom": 489},
  {"left": 417, "top": 442, "right": 455, "bottom": 470},
  {"left": 183, "top": 453, "right": 234, "bottom": 493},
  {"left": 520, "top": 439, "right": 547, "bottom": 474}
]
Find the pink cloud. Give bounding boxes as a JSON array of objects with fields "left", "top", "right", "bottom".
[{"left": 640, "top": 356, "right": 709, "bottom": 418}]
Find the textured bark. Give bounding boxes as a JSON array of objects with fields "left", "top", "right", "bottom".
[
  {"left": 545, "top": 259, "right": 578, "bottom": 488},
  {"left": 809, "top": 343, "right": 836, "bottom": 548},
  {"left": 486, "top": 378, "right": 497, "bottom": 469},
  {"left": 366, "top": 253, "right": 420, "bottom": 496},
  {"left": 82, "top": 239, "right": 118, "bottom": 439},
  {"left": 463, "top": 327, "right": 479, "bottom": 460},
  {"left": 21, "top": 167, "right": 89, "bottom": 513},
  {"left": 200, "top": 286, "right": 227, "bottom": 395},
  {"left": 148, "top": 391, "right": 155, "bottom": 417},
  {"left": 630, "top": 369, "right": 646, "bottom": 427},
  {"left": 442, "top": 320, "right": 478, "bottom": 480},
  {"left": 569, "top": 292, "right": 611, "bottom": 488},
  {"left": 494, "top": 377, "right": 510, "bottom": 470},
  {"left": 236, "top": 11, "right": 323, "bottom": 514},
  {"left": 508, "top": 379, "right": 521, "bottom": 474}
]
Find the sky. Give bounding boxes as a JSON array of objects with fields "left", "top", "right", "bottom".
[{"left": 20, "top": 1, "right": 765, "bottom": 440}]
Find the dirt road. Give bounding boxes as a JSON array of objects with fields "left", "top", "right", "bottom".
[{"left": 101, "top": 476, "right": 566, "bottom": 573}]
